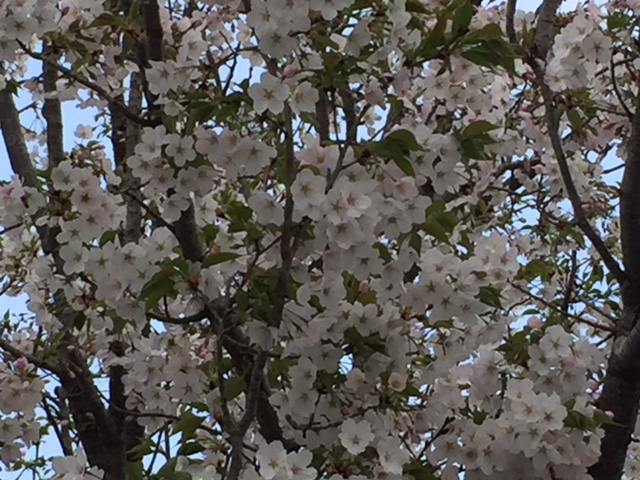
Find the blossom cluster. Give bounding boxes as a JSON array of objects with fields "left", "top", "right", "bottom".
[{"left": 0, "top": 0, "right": 631, "bottom": 479}]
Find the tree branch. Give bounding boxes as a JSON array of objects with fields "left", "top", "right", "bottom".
[
  {"left": 510, "top": 283, "right": 614, "bottom": 333},
  {"left": 611, "top": 57, "right": 633, "bottom": 119},
  {"left": 505, "top": 0, "right": 517, "bottom": 45},
  {"left": 1, "top": 64, "right": 129, "bottom": 480},
  {"left": 527, "top": 60, "right": 625, "bottom": 286},
  {"left": 532, "top": 0, "right": 562, "bottom": 60},
  {"left": 146, "top": 309, "right": 208, "bottom": 325},
  {"left": 41, "top": 393, "right": 73, "bottom": 456},
  {"left": 42, "top": 42, "right": 65, "bottom": 169},
  {"left": 620, "top": 92, "right": 640, "bottom": 295},
  {"left": 19, "top": 44, "right": 158, "bottom": 127},
  {"left": 0, "top": 338, "right": 63, "bottom": 375},
  {"left": 273, "top": 105, "right": 296, "bottom": 328}
]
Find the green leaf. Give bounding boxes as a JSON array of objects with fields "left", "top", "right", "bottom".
[
  {"left": 460, "top": 44, "right": 498, "bottom": 69},
  {"left": 172, "top": 411, "right": 204, "bottom": 441},
  {"left": 359, "top": 290, "right": 377, "bottom": 305},
  {"left": 311, "top": 31, "right": 341, "bottom": 50},
  {"left": 385, "top": 129, "right": 422, "bottom": 149},
  {"left": 421, "top": 219, "right": 449, "bottom": 243},
  {"left": 460, "top": 38, "right": 515, "bottom": 73},
  {"left": 140, "top": 266, "right": 177, "bottom": 307},
  {"left": 472, "top": 407, "right": 488, "bottom": 425},
  {"left": 607, "top": 12, "right": 630, "bottom": 31},
  {"left": 404, "top": 459, "right": 439, "bottom": 480},
  {"left": 224, "top": 376, "right": 247, "bottom": 401},
  {"left": 178, "top": 441, "right": 206, "bottom": 456},
  {"left": 185, "top": 102, "right": 217, "bottom": 133},
  {"left": 420, "top": 208, "right": 459, "bottom": 244},
  {"left": 518, "top": 258, "right": 553, "bottom": 282},
  {"left": 128, "top": 436, "right": 154, "bottom": 461},
  {"left": 461, "top": 23, "right": 505, "bottom": 44},
  {"left": 202, "top": 252, "right": 241, "bottom": 268},
  {"left": 374, "top": 242, "right": 393, "bottom": 263},
  {"left": 392, "top": 155, "right": 416, "bottom": 177},
  {"left": 451, "top": 0, "right": 473, "bottom": 36},
  {"left": 409, "top": 231, "right": 422, "bottom": 253},
  {"left": 89, "top": 12, "right": 116, "bottom": 28},
  {"left": 202, "top": 224, "right": 220, "bottom": 242},
  {"left": 226, "top": 203, "right": 253, "bottom": 224},
  {"left": 99, "top": 230, "right": 117, "bottom": 247},
  {"left": 426, "top": 14, "right": 448, "bottom": 48},
  {"left": 406, "top": 0, "right": 430, "bottom": 14},
  {"left": 458, "top": 136, "right": 495, "bottom": 160},
  {"left": 477, "top": 285, "right": 502, "bottom": 308},
  {"left": 190, "top": 402, "right": 210, "bottom": 412},
  {"left": 369, "top": 129, "right": 421, "bottom": 176},
  {"left": 593, "top": 408, "right": 618, "bottom": 427},
  {"left": 410, "top": 14, "right": 448, "bottom": 62},
  {"left": 567, "top": 109, "right": 585, "bottom": 137},
  {"left": 564, "top": 409, "right": 596, "bottom": 431},
  {"left": 125, "top": 461, "right": 144, "bottom": 480},
  {"left": 156, "top": 458, "right": 178, "bottom": 479},
  {"left": 402, "top": 384, "right": 423, "bottom": 398},
  {"left": 461, "top": 120, "right": 499, "bottom": 138}
]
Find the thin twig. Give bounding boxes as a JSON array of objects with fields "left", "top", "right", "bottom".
[
  {"left": 41, "top": 394, "right": 73, "bottom": 456},
  {"left": 0, "top": 223, "right": 23, "bottom": 235},
  {"left": 121, "top": 189, "right": 175, "bottom": 231},
  {"left": 146, "top": 309, "right": 207, "bottom": 325},
  {"left": 574, "top": 294, "right": 617, "bottom": 324},
  {"left": 227, "top": 350, "right": 267, "bottom": 480},
  {"left": 560, "top": 250, "right": 578, "bottom": 314},
  {"left": 108, "top": 403, "right": 221, "bottom": 437},
  {"left": 610, "top": 57, "right": 633, "bottom": 119},
  {"left": 511, "top": 282, "right": 614, "bottom": 332}
]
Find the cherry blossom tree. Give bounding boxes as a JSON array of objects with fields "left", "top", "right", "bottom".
[{"left": 0, "top": 0, "right": 638, "bottom": 479}]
